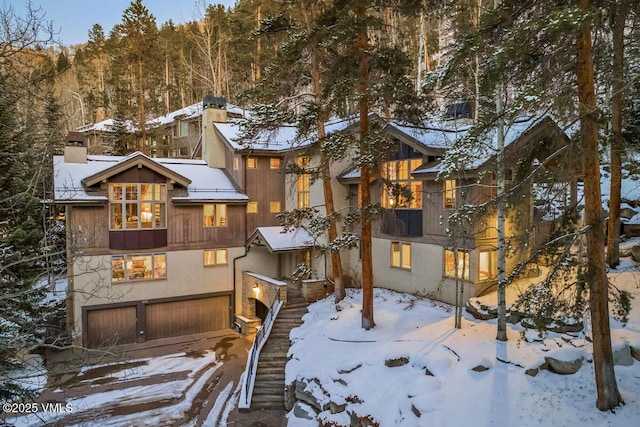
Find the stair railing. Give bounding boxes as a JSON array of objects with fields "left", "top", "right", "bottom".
[{"left": 238, "top": 291, "right": 283, "bottom": 409}]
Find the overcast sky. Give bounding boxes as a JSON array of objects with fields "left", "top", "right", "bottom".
[{"left": 4, "top": 0, "right": 237, "bottom": 46}]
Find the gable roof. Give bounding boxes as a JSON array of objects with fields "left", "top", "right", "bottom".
[
  {"left": 53, "top": 154, "right": 248, "bottom": 204},
  {"left": 247, "top": 226, "right": 316, "bottom": 252},
  {"left": 82, "top": 151, "right": 191, "bottom": 188}
]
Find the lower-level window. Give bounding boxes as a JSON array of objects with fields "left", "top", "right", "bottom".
[
  {"left": 479, "top": 249, "right": 497, "bottom": 281},
  {"left": 112, "top": 253, "right": 166, "bottom": 282},
  {"left": 391, "top": 241, "right": 411, "bottom": 269},
  {"left": 204, "top": 249, "right": 228, "bottom": 266},
  {"left": 444, "top": 249, "right": 469, "bottom": 280}
]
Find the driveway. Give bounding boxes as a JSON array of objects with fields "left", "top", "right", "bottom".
[{"left": 5, "top": 330, "right": 265, "bottom": 426}]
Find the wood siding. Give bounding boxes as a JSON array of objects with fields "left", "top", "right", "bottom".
[
  {"left": 168, "top": 204, "right": 245, "bottom": 249},
  {"left": 245, "top": 156, "right": 285, "bottom": 235},
  {"left": 69, "top": 205, "right": 110, "bottom": 252}
]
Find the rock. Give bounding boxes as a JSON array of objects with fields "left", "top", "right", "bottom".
[
  {"left": 338, "top": 362, "right": 362, "bottom": 374},
  {"left": 411, "top": 404, "right": 421, "bottom": 417},
  {"left": 465, "top": 300, "right": 496, "bottom": 320},
  {"left": 631, "top": 344, "right": 640, "bottom": 361},
  {"left": 612, "top": 342, "right": 634, "bottom": 366},
  {"left": 294, "top": 378, "right": 329, "bottom": 412},
  {"left": 525, "top": 368, "right": 539, "bottom": 377},
  {"left": 385, "top": 356, "right": 409, "bottom": 367},
  {"left": 631, "top": 245, "right": 640, "bottom": 261},
  {"left": 472, "top": 364, "right": 490, "bottom": 372},
  {"left": 545, "top": 351, "right": 584, "bottom": 375},
  {"left": 292, "top": 402, "right": 317, "bottom": 420},
  {"left": 330, "top": 401, "right": 347, "bottom": 414}
]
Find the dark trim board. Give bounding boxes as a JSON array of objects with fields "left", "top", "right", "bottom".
[{"left": 82, "top": 291, "right": 232, "bottom": 348}]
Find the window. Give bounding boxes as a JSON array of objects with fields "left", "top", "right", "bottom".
[
  {"left": 247, "top": 201, "right": 258, "bottom": 213},
  {"left": 179, "top": 120, "right": 189, "bottom": 137},
  {"left": 444, "top": 179, "right": 457, "bottom": 209},
  {"left": 297, "top": 156, "right": 310, "bottom": 209},
  {"left": 112, "top": 253, "right": 166, "bottom": 282},
  {"left": 381, "top": 159, "right": 422, "bottom": 209},
  {"left": 247, "top": 157, "right": 257, "bottom": 169},
  {"left": 270, "top": 158, "right": 281, "bottom": 169},
  {"left": 444, "top": 249, "right": 470, "bottom": 280},
  {"left": 203, "top": 204, "right": 227, "bottom": 227},
  {"left": 391, "top": 242, "right": 411, "bottom": 269},
  {"left": 233, "top": 157, "right": 239, "bottom": 170},
  {"left": 479, "top": 249, "right": 497, "bottom": 281},
  {"left": 270, "top": 201, "right": 281, "bottom": 213},
  {"left": 204, "top": 249, "right": 228, "bottom": 266},
  {"left": 110, "top": 183, "right": 166, "bottom": 230}
]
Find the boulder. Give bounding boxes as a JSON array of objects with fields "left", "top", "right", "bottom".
[
  {"left": 330, "top": 401, "right": 347, "bottom": 414},
  {"left": 631, "top": 344, "right": 640, "bottom": 362},
  {"left": 612, "top": 342, "right": 634, "bottom": 366},
  {"left": 292, "top": 402, "right": 317, "bottom": 420},
  {"left": 385, "top": 356, "right": 409, "bottom": 367},
  {"left": 472, "top": 364, "right": 490, "bottom": 372},
  {"left": 294, "top": 378, "right": 329, "bottom": 412},
  {"left": 465, "top": 300, "right": 495, "bottom": 320},
  {"left": 545, "top": 350, "right": 584, "bottom": 375},
  {"left": 631, "top": 245, "right": 640, "bottom": 261}
]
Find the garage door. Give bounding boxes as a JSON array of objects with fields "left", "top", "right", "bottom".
[
  {"left": 86, "top": 306, "right": 137, "bottom": 348},
  {"left": 145, "top": 296, "right": 230, "bottom": 341}
]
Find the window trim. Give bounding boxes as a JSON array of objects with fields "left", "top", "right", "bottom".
[
  {"left": 381, "top": 159, "right": 422, "bottom": 209},
  {"left": 390, "top": 241, "right": 411, "bottom": 270},
  {"left": 247, "top": 201, "right": 258, "bottom": 213},
  {"left": 204, "top": 249, "right": 228, "bottom": 266},
  {"left": 297, "top": 156, "right": 310, "bottom": 209},
  {"left": 444, "top": 179, "right": 457, "bottom": 209},
  {"left": 270, "top": 158, "right": 281, "bottom": 170},
  {"left": 111, "top": 253, "right": 166, "bottom": 282},
  {"left": 270, "top": 201, "right": 281, "bottom": 213},
  {"left": 247, "top": 157, "right": 257, "bottom": 169}
]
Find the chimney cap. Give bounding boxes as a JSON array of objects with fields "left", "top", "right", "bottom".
[
  {"left": 203, "top": 95, "right": 226, "bottom": 110},
  {"left": 65, "top": 131, "right": 86, "bottom": 147}
]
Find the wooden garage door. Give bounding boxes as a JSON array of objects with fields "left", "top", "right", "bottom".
[
  {"left": 86, "top": 306, "right": 137, "bottom": 348},
  {"left": 145, "top": 296, "right": 230, "bottom": 341}
]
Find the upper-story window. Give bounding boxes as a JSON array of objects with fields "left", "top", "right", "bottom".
[
  {"left": 270, "top": 158, "right": 281, "bottom": 170},
  {"left": 444, "top": 179, "right": 457, "bottom": 209},
  {"left": 381, "top": 159, "right": 422, "bottom": 209},
  {"left": 297, "top": 156, "right": 310, "bottom": 209},
  {"left": 247, "top": 157, "right": 257, "bottom": 169},
  {"left": 203, "top": 204, "right": 227, "bottom": 227},
  {"left": 110, "top": 183, "right": 166, "bottom": 230}
]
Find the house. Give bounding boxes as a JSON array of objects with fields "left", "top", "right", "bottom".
[
  {"left": 58, "top": 97, "right": 576, "bottom": 348},
  {"left": 55, "top": 104, "right": 323, "bottom": 348}
]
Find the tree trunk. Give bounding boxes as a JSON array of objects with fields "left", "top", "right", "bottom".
[
  {"left": 357, "top": 1, "right": 374, "bottom": 330},
  {"left": 138, "top": 60, "right": 147, "bottom": 155},
  {"left": 606, "top": 0, "right": 629, "bottom": 268},
  {"left": 576, "top": 0, "right": 623, "bottom": 411}
]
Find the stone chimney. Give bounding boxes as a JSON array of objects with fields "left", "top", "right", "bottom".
[
  {"left": 202, "top": 96, "right": 227, "bottom": 168},
  {"left": 64, "top": 132, "right": 87, "bottom": 163}
]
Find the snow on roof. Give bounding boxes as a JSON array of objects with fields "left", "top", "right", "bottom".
[
  {"left": 214, "top": 122, "right": 302, "bottom": 152},
  {"left": 412, "top": 115, "right": 548, "bottom": 174},
  {"left": 77, "top": 118, "right": 137, "bottom": 133},
  {"left": 148, "top": 102, "right": 202, "bottom": 127},
  {"left": 250, "top": 226, "right": 316, "bottom": 252},
  {"left": 387, "top": 121, "right": 467, "bottom": 150},
  {"left": 53, "top": 155, "right": 247, "bottom": 203}
]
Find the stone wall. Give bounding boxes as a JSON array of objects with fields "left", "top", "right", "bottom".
[
  {"left": 241, "top": 272, "right": 288, "bottom": 318},
  {"left": 302, "top": 279, "right": 333, "bottom": 303}
]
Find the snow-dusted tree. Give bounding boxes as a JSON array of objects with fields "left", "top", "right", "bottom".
[{"left": 0, "top": 2, "right": 63, "bottom": 403}]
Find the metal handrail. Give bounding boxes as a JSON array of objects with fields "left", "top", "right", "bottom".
[{"left": 243, "top": 291, "right": 282, "bottom": 406}]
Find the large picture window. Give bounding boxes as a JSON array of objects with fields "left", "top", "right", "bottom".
[
  {"left": 479, "top": 249, "right": 497, "bottom": 281},
  {"left": 110, "top": 183, "right": 166, "bottom": 230},
  {"left": 391, "top": 242, "right": 411, "bottom": 269},
  {"left": 444, "top": 249, "right": 469, "bottom": 280},
  {"left": 203, "top": 204, "right": 227, "bottom": 227},
  {"left": 381, "top": 159, "right": 422, "bottom": 209},
  {"left": 112, "top": 253, "right": 166, "bottom": 282}
]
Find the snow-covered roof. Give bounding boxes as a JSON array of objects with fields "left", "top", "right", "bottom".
[
  {"left": 248, "top": 226, "right": 316, "bottom": 252},
  {"left": 147, "top": 102, "right": 202, "bottom": 127},
  {"left": 214, "top": 122, "right": 302, "bottom": 152},
  {"left": 77, "top": 118, "right": 137, "bottom": 133},
  {"left": 53, "top": 154, "right": 248, "bottom": 203},
  {"left": 386, "top": 121, "right": 467, "bottom": 150}
]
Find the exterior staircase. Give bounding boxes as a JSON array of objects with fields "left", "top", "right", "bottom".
[{"left": 250, "top": 284, "right": 308, "bottom": 409}]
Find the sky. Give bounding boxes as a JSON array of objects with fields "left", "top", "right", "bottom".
[{"left": 4, "top": 0, "right": 237, "bottom": 46}]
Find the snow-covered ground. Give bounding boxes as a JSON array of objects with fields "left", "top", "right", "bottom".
[{"left": 286, "top": 259, "right": 640, "bottom": 427}]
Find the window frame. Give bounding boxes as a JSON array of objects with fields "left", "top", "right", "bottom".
[
  {"left": 247, "top": 157, "right": 257, "bottom": 169},
  {"left": 390, "top": 241, "right": 411, "bottom": 270},
  {"left": 381, "top": 159, "right": 422, "bottom": 209},
  {"left": 109, "top": 183, "right": 167, "bottom": 231},
  {"left": 111, "top": 253, "right": 166, "bottom": 282},
  {"left": 203, "top": 204, "right": 227, "bottom": 227},
  {"left": 478, "top": 249, "right": 497, "bottom": 281},
  {"left": 204, "top": 249, "right": 228, "bottom": 266},
  {"left": 270, "top": 201, "right": 281, "bottom": 213},
  {"left": 270, "top": 158, "right": 281, "bottom": 170},
  {"left": 247, "top": 201, "right": 258, "bottom": 213},
  {"left": 444, "top": 248, "right": 470, "bottom": 280},
  {"left": 444, "top": 179, "right": 457, "bottom": 209},
  {"left": 297, "top": 156, "right": 310, "bottom": 209}
]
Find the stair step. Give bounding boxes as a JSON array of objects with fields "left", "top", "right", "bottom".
[
  {"left": 255, "top": 373, "right": 285, "bottom": 381},
  {"left": 251, "top": 394, "right": 284, "bottom": 403},
  {"left": 257, "top": 366, "right": 285, "bottom": 375}
]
